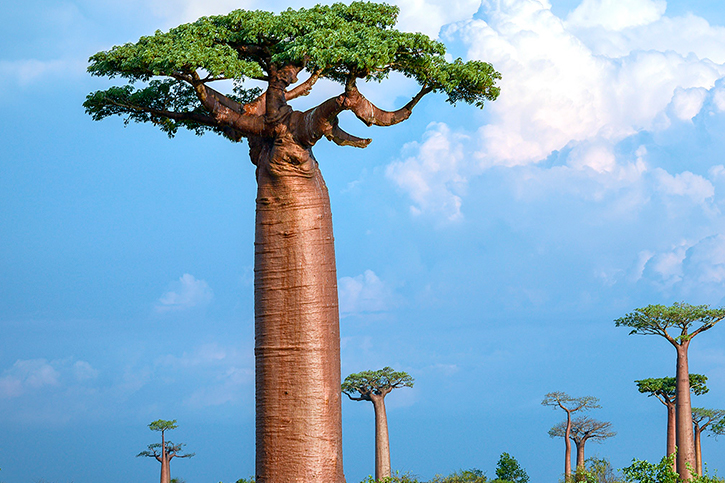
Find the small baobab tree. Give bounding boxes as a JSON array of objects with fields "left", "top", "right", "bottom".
[
  {"left": 616, "top": 302, "right": 725, "bottom": 480},
  {"left": 342, "top": 367, "right": 414, "bottom": 481},
  {"left": 85, "top": 4, "right": 499, "bottom": 481},
  {"left": 137, "top": 419, "right": 194, "bottom": 483},
  {"left": 691, "top": 407, "right": 725, "bottom": 476},
  {"left": 542, "top": 392, "right": 600, "bottom": 481},
  {"left": 635, "top": 374, "right": 708, "bottom": 460},
  {"left": 549, "top": 416, "right": 616, "bottom": 477}
]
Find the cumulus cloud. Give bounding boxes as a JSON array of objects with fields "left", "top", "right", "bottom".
[
  {"left": 654, "top": 168, "right": 715, "bottom": 206},
  {"left": 443, "top": 0, "right": 725, "bottom": 168},
  {"left": 566, "top": 0, "right": 666, "bottom": 31},
  {"left": 338, "top": 270, "right": 397, "bottom": 316},
  {"left": 386, "top": 122, "right": 470, "bottom": 220},
  {"left": 155, "top": 273, "right": 213, "bottom": 313}
]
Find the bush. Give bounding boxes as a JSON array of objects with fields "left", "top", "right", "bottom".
[{"left": 430, "top": 468, "right": 487, "bottom": 483}]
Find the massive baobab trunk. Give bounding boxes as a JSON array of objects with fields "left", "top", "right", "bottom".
[
  {"left": 253, "top": 134, "right": 344, "bottom": 483},
  {"left": 675, "top": 343, "right": 695, "bottom": 482},
  {"left": 371, "top": 394, "right": 392, "bottom": 480}
]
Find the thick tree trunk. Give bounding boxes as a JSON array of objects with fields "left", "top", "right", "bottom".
[
  {"left": 575, "top": 440, "right": 585, "bottom": 473},
  {"left": 160, "top": 457, "right": 170, "bottom": 483},
  {"left": 666, "top": 402, "right": 676, "bottom": 461},
  {"left": 371, "top": 395, "right": 392, "bottom": 481},
  {"left": 675, "top": 342, "right": 695, "bottom": 481},
  {"left": 694, "top": 425, "right": 702, "bottom": 476},
  {"left": 252, "top": 134, "right": 345, "bottom": 483}
]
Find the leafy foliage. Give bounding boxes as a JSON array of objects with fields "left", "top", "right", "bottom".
[
  {"left": 149, "top": 419, "right": 179, "bottom": 432},
  {"left": 494, "top": 453, "right": 529, "bottom": 483},
  {"left": 581, "top": 457, "right": 622, "bottom": 483},
  {"left": 692, "top": 407, "right": 725, "bottom": 434},
  {"left": 85, "top": 1, "right": 500, "bottom": 140},
  {"left": 542, "top": 392, "right": 601, "bottom": 413},
  {"left": 635, "top": 375, "right": 709, "bottom": 402},
  {"left": 342, "top": 366, "right": 414, "bottom": 400},
  {"left": 615, "top": 303, "right": 725, "bottom": 343},
  {"left": 621, "top": 455, "right": 679, "bottom": 483},
  {"left": 431, "top": 469, "right": 487, "bottom": 483}
]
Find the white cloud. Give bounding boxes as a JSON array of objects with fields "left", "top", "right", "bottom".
[
  {"left": 155, "top": 273, "right": 213, "bottom": 313},
  {"left": 654, "top": 168, "right": 715, "bottom": 205},
  {"left": 386, "top": 122, "right": 469, "bottom": 220},
  {"left": 566, "top": 0, "right": 665, "bottom": 31},
  {"left": 338, "top": 270, "right": 396, "bottom": 316},
  {"left": 0, "top": 358, "right": 96, "bottom": 399},
  {"left": 444, "top": 0, "right": 725, "bottom": 168}
]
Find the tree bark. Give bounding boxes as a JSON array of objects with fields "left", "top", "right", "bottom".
[
  {"left": 694, "top": 425, "right": 702, "bottom": 477},
  {"left": 564, "top": 410, "right": 572, "bottom": 480},
  {"left": 666, "top": 402, "right": 676, "bottom": 460},
  {"left": 574, "top": 439, "right": 585, "bottom": 481},
  {"left": 371, "top": 394, "right": 392, "bottom": 481},
  {"left": 160, "top": 457, "right": 170, "bottom": 483},
  {"left": 252, "top": 130, "right": 344, "bottom": 483},
  {"left": 675, "top": 342, "right": 695, "bottom": 481}
]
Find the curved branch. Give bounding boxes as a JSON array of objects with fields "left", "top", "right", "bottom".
[
  {"left": 286, "top": 70, "right": 323, "bottom": 101},
  {"left": 345, "top": 84, "right": 432, "bottom": 127},
  {"left": 326, "top": 118, "right": 372, "bottom": 148},
  {"left": 189, "top": 74, "right": 265, "bottom": 135}
]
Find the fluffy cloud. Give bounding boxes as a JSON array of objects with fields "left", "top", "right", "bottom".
[
  {"left": 566, "top": 0, "right": 666, "bottom": 31},
  {"left": 443, "top": 0, "right": 725, "bottom": 167},
  {"left": 386, "top": 122, "right": 470, "bottom": 220},
  {"left": 155, "top": 273, "right": 213, "bottom": 313},
  {"left": 338, "top": 270, "right": 397, "bottom": 316}
]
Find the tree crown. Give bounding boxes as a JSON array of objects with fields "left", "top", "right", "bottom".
[
  {"left": 541, "top": 392, "right": 600, "bottom": 413},
  {"left": 137, "top": 441, "right": 195, "bottom": 459},
  {"left": 84, "top": 2, "right": 500, "bottom": 143},
  {"left": 148, "top": 419, "right": 178, "bottom": 433},
  {"left": 341, "top": 366, "right": 413, "bottom": 400},
  {"left": 691, "top": 407, "right": 725, "bottom": 433},
  {"left": 634, "top": 374, "right": 708, "bottom": 404},
  {"left": 615, "top": 302, "right": 725, "bottom": 345},
  {"left": 549, "top": 416, "right": 616, "bottom": 444},
  {"left": 495, "top": 452, "right": 530, "bottom": 483}
]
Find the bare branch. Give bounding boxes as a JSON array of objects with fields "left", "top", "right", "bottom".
[
  {"left": 286, "top": 70, "right": 323, "bottom": 101},
  {"left": 345, "top": 84, "right": 432, "bottom": 127}
]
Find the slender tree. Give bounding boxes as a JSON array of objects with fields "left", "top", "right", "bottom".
[
  {"left": 341, "top": 367, "right": 414, "bottom": 480},
  {"left": 616, "top": 302, "right": 725, "bottom": 480},
  {"left": 549, "top": 416, "right": 616, "bottom": 478},
  {"left": 85, "top": 4, "right": 499, "bottom": 482},
  {"left": 635, "top": 375, "right": 708, "bottom": 461},
  {"left": 542, "top": 392, "right": 601, "bottom": 481},
  {"left": 691, "top": 407, "right": 725, "bottom": 476},
  {"left": 137, "top": 420, "right": 194, "bottom": 483}
]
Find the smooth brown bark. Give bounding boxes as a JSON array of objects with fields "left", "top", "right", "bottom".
[
  {"left": 694, "top": 424, "right": 702, "bottom": 476},
  {"left": 675, "top": 342, "right": 695, "bottom": 481},
  {"left": 371, "top": 394, "right": 392, "bottom": 481},
  {"left": 667, "top": 402, "right": 676, "bottom": 462},
  {"left": 575, "top": 439, "right": 585, "bottom": 476},
  {"left": 564, "top": 409, "right": 573, "bottom": 479},
  {"left": 252, "top": 130, "right": 344, "bottom": 483}
]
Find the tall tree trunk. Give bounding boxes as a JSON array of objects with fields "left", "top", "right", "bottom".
[
  {"left": 666, "top": 402, "right": 676, "bottom": 463},
  {"left": 667, "top": 403, "right": 677, "bottom": 470},
  {"left": 574, "top": 439, "right": 585, "bottom": 481},
  {"left": 694, "top": 425, "right": 702, "bottom": 477},
  {"left": 371, "top": 395, "right": 392, "bottom": 481},
  {"left": 675, "top": 342, "right": 695, "bottom": 481},
  {"left": 253, "top": 135, "right": 344, "bottom": 483},
  {"left": 564, "top": 411, "right": 572, "bottom": 480},
  {"left": 160, "top": 457, "right": 171, "bottom": 483}
]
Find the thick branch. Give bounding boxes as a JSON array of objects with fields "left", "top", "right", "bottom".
[
  {"left": 327, "top": 118, "right": 372, "bottom": 148},
  {"left": 345, "top": 84, "right": 432, "bottom": 127},
  {"left": 286, "top": 70, "right": 323, "bottom": 101}
]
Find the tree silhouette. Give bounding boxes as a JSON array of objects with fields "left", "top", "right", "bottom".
[
  {"left": 691, "top": 407, "right": 725, "bottom": 476},
  {"left": 137, "top": 420, "right": 194, "bottom": 483},
  {"left": 342, "top": 367, "right": 414, "bottom": 480},
  {"left": 635, "top": 374, "right": 708, "bottom": 461},
  {"left": 549, "top": 416, "right": 615, "bottom": 477},
  {"left": 616, "top": 302, "right": 725, "bottom": 480},
  {"left": 85, "top": 4, "right": 499, "bottom": 481},
  {"left": 542, "top": 392, "right": 600, "bottom": 480}
]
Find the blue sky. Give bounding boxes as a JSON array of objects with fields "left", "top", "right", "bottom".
[{"left": 3, "top": 0, "right": 725, "bottom": 481}]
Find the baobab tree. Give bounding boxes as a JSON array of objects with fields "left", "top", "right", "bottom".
[
  {"left": 542, "top": 392, "right": 600, "bottom": 481},
  {"left": 137, "top": 419, "right": 194, "bottom": 483},
  {"left": 635, "top": 374, "right": 708, "bottom": 460},
  {"left": 691, "top": 407, "right": 725, "bottom": 476},
  {"left": 616, "top": 302, "right": 725, "bottom": 480},
  {"left": 341, "top": 367, "right": 414, "bottom": 480},
  {"left": 549, "top": 416, "right": 616, "bottom": 478},
  {"left": 84, "top": 3, "right": 499, "bottom": 482}
]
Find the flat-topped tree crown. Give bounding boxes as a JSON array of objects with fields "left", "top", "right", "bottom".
[
  {"left": 342, "top": 366, "right": 414, "bottom": 400},
  {"left": 635, "top": 374, "right": 709, "bottom": 402},
  {"left": 85, "top": 1, "right": 500, "bottom": 144}
]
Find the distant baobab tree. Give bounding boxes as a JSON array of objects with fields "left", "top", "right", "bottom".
[
  {"left": 549, "top": 415, "right": 616, "bottom": 477},
  {"left": 616, "top": 302, "right": 725, "bottom": 481},
  {"left": 85, "top": 3, "right": 499, "bottom": 481},
  {"left": 691, "top": 407, "right": 725, "bottom": 476},
  {"left": 635, "top": 374, "right": 708, "bottom": 460},
  {"left": 137, "top": 419, "right": 194, "bottom": 483},
  {"left": 542, "top": 392, "right": 600, "bottom": 481},
  {"left": 342, "top": 367, "right": 414, "bottom": 480}
]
